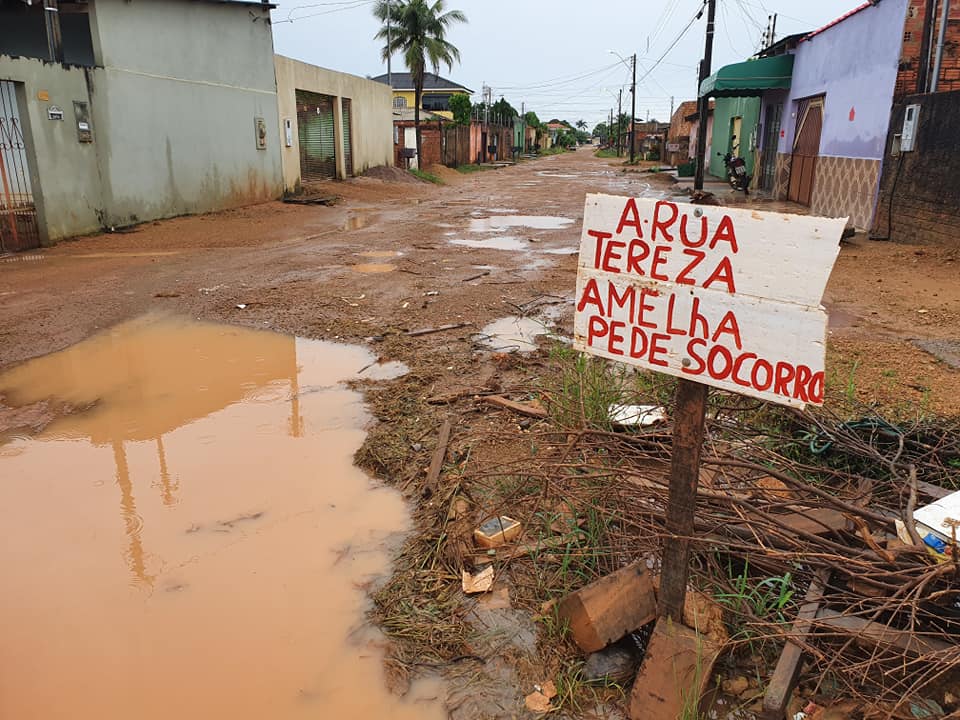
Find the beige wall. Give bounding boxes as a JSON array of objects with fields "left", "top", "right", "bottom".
[{"left": 274, "top": 55, "right": 393, "bottom": 190}]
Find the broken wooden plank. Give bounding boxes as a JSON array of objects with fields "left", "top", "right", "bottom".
[
  {"left": 479, "top": 395, "right": 547, "bottom": 418},
  {"left": 557, "top": 560, "right": 657, "bottom": 653},
  {"left": 424, "top": 418, "right": 453, "bottom": 497},
  {"left": 729, "top": 508, "right": 847, "bottom": 544},
  {"left": 628, "top": 618, "right": 722, "bottom": 720},
  {"left": 405, "top": 322, "right": 471, "bottom": 338},
  {"left": 815, "top": 610, "right": 954, "bottom": 657},
  {"left": 761, "top": 568, "right": 831, "bottom": 720}
]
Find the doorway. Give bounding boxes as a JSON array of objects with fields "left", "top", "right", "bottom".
[
  {"left": 760, "top": 102, "right": 783, "bottom": 192},
  {"left": 788, "top": 96, "right": 824, "bottom": 206}
]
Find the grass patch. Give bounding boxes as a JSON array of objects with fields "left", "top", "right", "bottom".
[
  {"left": 454, "top": 163, "right": 490, "bottom": 174},
  {"left": 594, "top": 148, "right": 620, "bottom": 158},
  {"left": 408, "top": 168, "right": 443, "bottom": 184},
  {"left": 539, "top": 146, "right": 570, "bottom": 156}
]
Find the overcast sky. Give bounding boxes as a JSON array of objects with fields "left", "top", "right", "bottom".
[{"left": 270, "top": 0, "right": 850, "bottom": 128}]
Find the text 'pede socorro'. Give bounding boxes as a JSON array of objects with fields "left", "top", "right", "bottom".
[{"left": 573, "top": 194, "right": 846, "bottom": 409}]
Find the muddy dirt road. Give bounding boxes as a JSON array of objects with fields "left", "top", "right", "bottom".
[
  {"left": 1, "top": 150, "right": 959, "bottom": 719},
  {"left": 1, "top": 151, "right": 959, "bottom": 411}
]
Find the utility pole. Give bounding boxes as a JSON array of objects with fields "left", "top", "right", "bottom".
[
  {"left": 616, "top": 88, "right": 622, "bottom": 157},
  {"left": 694, "top": 0, "right": 717, "bottom": 191},
  {"left": 629, "top": 53, "right": 637, "bottom": 164},
  {"left": 43, "top": 0, "right": 63, "bottom": 64},
  {"left": 931, "top": 0, "right": 952, "bottom": 92},
  {"left": 386, "top": 0, "right": 392, "bottom": 88}
]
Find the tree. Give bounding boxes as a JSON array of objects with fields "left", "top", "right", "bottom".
[
  {"left": 524, "top": 111, "right": 540, "bottom": 127},
  {"left": 592, "top": 122, "right": 608, "bottom": 142},
  {"left": 491, "top": 97, "right": 518, "bottom": 125},
  {"left": 449, "top": 92, "right": 471, "bottom": 125},
  {"left": 374, "top": 0, "right": 467, "bottom": 165},
  {"left": 576, "top": 119, "right": 587, "bottom": 131}
]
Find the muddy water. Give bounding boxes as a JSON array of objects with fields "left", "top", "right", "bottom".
[
  {"left": 0, "top": 316, "right": 444, "bottom": 720},
  {"left": 476, "top": 316, "right": 556, "bottom": 352},
  {"left": 450, "top": 236, "right": 530, "bottom": 251},
  {"left": 468, "top": 215, "right": 573, "bottom": 232},
  {"left": 351, "top": 262, "right": 397, "bottom": 274}
]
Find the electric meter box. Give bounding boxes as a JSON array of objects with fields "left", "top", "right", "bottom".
[{"left": 901, "top": 104, "right": 920, "bottom": 152}]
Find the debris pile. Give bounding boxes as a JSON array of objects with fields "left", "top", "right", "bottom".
[{"left": 453, "top": 391, "right": 960, "bottom": 717}]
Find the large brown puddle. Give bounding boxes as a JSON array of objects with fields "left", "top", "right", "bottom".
[{"left": 0, "top": 316, "right": 444, "bottom": 720}]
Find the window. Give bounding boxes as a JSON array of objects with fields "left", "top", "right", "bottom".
[
  {"left": 394, "top": 126, "right": 400, "bottom": 144},
  {"left": 393, "top": 96, "right": 407, "bottom": 109},
  {"left": 422, "top": 94, "right": 452, "bottom": 112}
]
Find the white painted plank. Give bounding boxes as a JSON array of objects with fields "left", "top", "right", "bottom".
[
  {"left": 573, "top": 269, "right": 827, "bottom": 408},
  {"left": 577, "top": 194, "right": 845, "bottom": 307}
]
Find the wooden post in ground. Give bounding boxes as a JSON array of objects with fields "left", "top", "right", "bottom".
[{"left": 659, "top": 378, "right": 709, "bottom": 622}]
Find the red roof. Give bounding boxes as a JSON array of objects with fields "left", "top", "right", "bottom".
[{"left": 802, "top": 2, "right": 872, "bottom": 42}]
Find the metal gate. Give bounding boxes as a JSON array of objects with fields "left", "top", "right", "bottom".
[
  {"left": 760, "top": 102, "right": 782, "bottom": 192},
  {"left": 341, "top": 97, "right": 353, "bottom": 177},
  {"left": 0, "top": 80, "right": 40, "bottom": 253},
  {"left": 295, "top": 90, "right": 336, "bottom": 181},
  {"left": 788, "top": 96, "right": 824, "bottom": 206}
]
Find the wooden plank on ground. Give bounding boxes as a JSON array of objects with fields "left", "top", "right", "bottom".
[
  {"left": 479, "top": 395, "right": 547, "bottom": 418},
  {"left": 628, "top": 618, "right": 721, "bottom": 720},
  {"left": 556, "top": 560, "right": 657, "bottom": 653},
  {"left": 761, "top": 568, "right": 831, "bottom": 720},
  {"left": 730, "top": 508, "right": 847, "bottom": 543},
  {"left": 815, "top": 610, "right": 954, "bottom": 657},
  {"left": 424, "top": 418, "right": 452, "bottom": 497}
]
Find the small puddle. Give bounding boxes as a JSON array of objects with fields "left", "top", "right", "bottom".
[
  {"left": 0, "top": 316, "right": 444, "bottom": 720},
  {"left": 343, "top": 214, "right": 377, "bottom": 231},
  {"left": 476, "top": 316, "right": 558, "bottom": 352},
  {"left": 450, "top": 236, "right": 530, "bottom": 252},
  {"left": 536, "top": 171, "right": 579, "bottom": 178},
  {"left": 351, "top": 263, "right": 396, "bottom": 274},
  {"left": 468, "top": 215, "right": 573, "bottom": 232},
  {"left": 357, "top": 250, "right": 402, "bottom": 259}
]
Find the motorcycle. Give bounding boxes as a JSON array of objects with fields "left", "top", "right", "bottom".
[{"left": 718, "top": 151, "right": 750, "bottom": 194}]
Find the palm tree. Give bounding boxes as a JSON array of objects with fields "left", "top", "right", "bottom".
[
  {"left": 374, "top": 0, "right": 467, "bottom": 166},
  {"left": 576, "top": 119, "right": 587, "bottom": 131}
]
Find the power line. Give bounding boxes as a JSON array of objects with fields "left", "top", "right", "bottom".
[
  {"left": 273, "top": 0, "right": 375, "bottom": 24},
  {"left": 636, "top": 0, "right": 708, "bottom": 87}
]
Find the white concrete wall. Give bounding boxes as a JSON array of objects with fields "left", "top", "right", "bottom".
[
  {"left": 86, "top": 0, "right": 283, "bottom": 227},
  {"left": 0, "top": 56, "right": 104, "bottom": 243},
  {"left": 274, "top": 55, "right": 393, "bottom": 190}
]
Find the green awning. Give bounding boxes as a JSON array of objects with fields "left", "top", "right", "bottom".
[{"left": 699, "top": 54, "right": 794, "bottom": 98}]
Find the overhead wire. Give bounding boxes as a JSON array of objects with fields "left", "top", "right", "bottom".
[{"left": 273, "top": 0, "right": 375, "bottom": 24}]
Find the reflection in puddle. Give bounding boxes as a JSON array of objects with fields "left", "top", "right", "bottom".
[
  {"left": 536, "top": 171, "right": 579, "bottom": 179},
  {"left": 450, "top": 236, "right": 530, "bottom": 251},
  {"left": 468, "top": 215, "right": 573, "bottom": 232},
  {"left": 0, "top": 316, "right": 443, "bottom": 720},
  {"left": 476, "top": 316, "right": 557, "bottom": 352},
  {"left": 351, "top": 263, "right": 396, "bottom": 273},
  {"left": 542, "top": 247, "right": 579, "bottom": 255}
]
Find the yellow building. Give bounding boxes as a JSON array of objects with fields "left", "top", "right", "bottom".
[{"left": 371, "top": 72, "right": 472, "bottom": 120}]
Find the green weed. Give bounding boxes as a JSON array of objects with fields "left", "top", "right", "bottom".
[{"left": 408, "top": 168, "right": 443, "bottom": 184}]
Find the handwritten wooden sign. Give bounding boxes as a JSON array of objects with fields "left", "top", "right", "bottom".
[{"left": 574, "top": 194, "right": 845, "bottom": 409}]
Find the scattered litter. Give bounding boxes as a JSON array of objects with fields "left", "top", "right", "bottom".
[
  {"left": 199, "top": 284, "right": 223, "bottom": 294},
  {"left": 524, "top": 691, "right": 552, "bottom": 714},
  {"left": 424, "top": 291, "right": 440, "bottom": 296},
  {"left": 474, "top": 516, "right": 521, "bottom": 549},
  {"left": 913, "top": 487, "right": 960, "bottom": 543},
  {"left": 462, "top": 566, "right": 494, "bottom": 594},
  {"left": 609, "top": 404, "right": 667, "bottom": 427},
  {"left": 524, "top": 681, "right": 557, "bottom": 713},
  {"left": 235, "top": 304, "right": 247, "bottom": 310}
]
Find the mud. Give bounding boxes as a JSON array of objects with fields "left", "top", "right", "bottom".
[{"left": 0, "top": 315, "right": 443, "bottom": 720}]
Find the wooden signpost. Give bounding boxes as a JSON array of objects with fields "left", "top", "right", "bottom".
[{"left": 573, "top": 193, "right": 845, "bottom": 719}]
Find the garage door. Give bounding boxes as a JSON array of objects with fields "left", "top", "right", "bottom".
[{"left": 296, "top": 90, "right": 336, "bottom": 181}]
